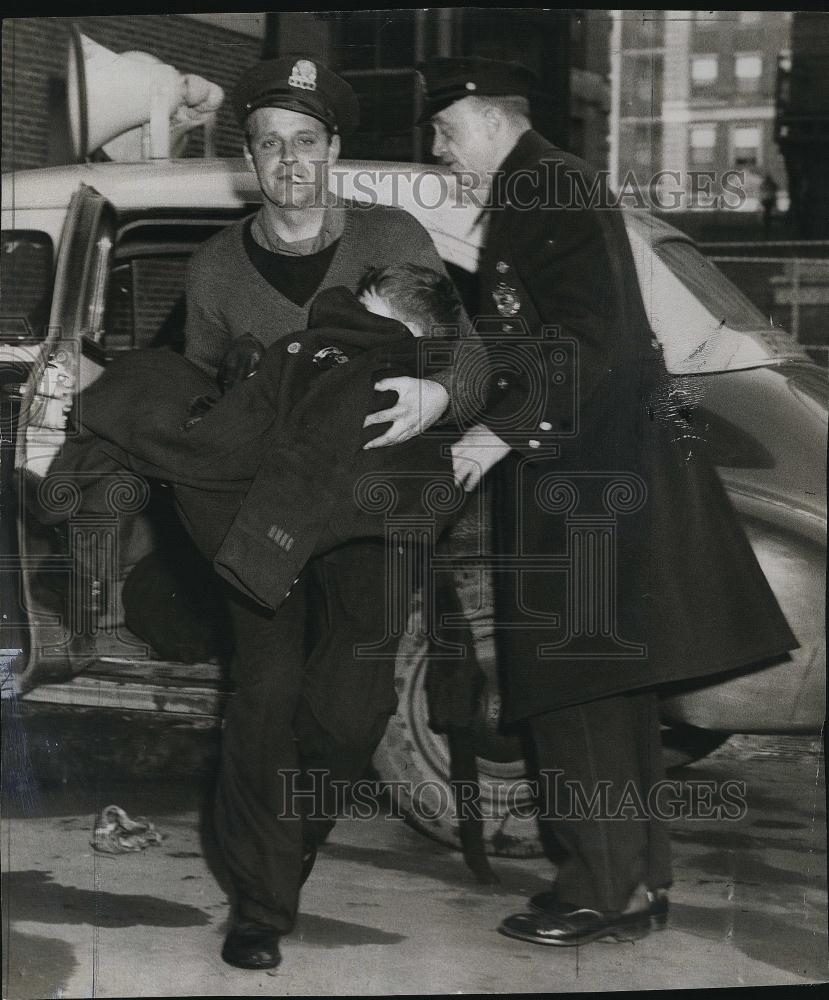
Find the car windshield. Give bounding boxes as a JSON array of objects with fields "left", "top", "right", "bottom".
[
  {"left": 0, "top": 230, "right": 53, "bottom": 344},
  {"left": 632, "top": 234, "right": 808, "bottom": 373}
]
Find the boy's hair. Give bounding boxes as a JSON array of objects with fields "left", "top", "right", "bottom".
[{"left": 357, "top": 263, "right": 462, "bottom": 333}]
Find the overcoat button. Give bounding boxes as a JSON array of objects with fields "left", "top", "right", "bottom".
[
  {"left": 539, "top": 421, "right": 553, "bottom": 431},
  {"left": 287, "top": 342, "right": 301, "bottom": 354},
  {"left": 528, "top": 439, "right": 541, "bottom": 449}
]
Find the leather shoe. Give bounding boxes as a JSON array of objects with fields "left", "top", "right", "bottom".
[
  {"left": 529, "top": 886, "right": 669, "bottom": 931},
  {"left": 499, "top": 901, "right": 651, "bottom": 947},
  {"left": 221, "top": 918, "right": 281, "bottom": 970}
]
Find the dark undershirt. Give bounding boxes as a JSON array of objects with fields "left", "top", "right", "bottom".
[{"left": 242, "top": 217, "right": 340, "bottom": 307}]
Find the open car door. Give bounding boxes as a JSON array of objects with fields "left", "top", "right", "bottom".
[{"left": 8, "top": 183, "right": 118, "bottom": 695}]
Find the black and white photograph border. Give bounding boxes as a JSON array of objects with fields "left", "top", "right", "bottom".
[{"left": 1, "top": 6, "right": 827, "bottom": 998}]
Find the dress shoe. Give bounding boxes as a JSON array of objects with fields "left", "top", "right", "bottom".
[
  {"left": 499, "top": 901, "right": 651, "bottom": 947},
  {"left": 529, "top": 886, "right": 669, "bottom": 931},
  {"left": 221, "top": 918, "right": 281, "bottom": 970}
]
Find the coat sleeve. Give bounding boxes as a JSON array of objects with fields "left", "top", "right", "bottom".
[{"left": 481, "top": 193, "right": 620, "bottom": 457}]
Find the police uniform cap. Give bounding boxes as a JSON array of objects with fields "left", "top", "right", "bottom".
[
  {"left": 417, "top": 56, "right": 537, "bottom": 123},
  {"left": 232, "top": 56, "right": 360, "bottom": 136}
]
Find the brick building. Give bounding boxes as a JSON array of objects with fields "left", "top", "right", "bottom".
[
  {"left": 2, "top": 15, "right": 262, "bottom": 172},
  {"left": 2, "top": 10, "right": 612, "bottom": 173}
]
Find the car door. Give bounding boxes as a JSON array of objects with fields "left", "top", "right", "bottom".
[{"left": 10, "top": 183, "right": 118, "bottom": 695}]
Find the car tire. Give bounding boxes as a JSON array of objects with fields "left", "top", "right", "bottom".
[{"left": 372, "top": 612, "right": 545, "bottom": 857}]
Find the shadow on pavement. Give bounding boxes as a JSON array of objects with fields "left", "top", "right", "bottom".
[
  {"left": 2, "top": 869, "right": 213, "bottom": 928},
  {"left": 1, "top": 928, "right": 78, "bottom": 1000}
]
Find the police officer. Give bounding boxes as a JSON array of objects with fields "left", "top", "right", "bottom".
[
  {"left": 185, "top": 56, "right": 467, "bottom": 970},
  {"left": 419, "top": 56, "right": 798, "bottom": 947}
]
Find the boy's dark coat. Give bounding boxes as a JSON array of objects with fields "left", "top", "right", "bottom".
[{"left": 41, "top": 288, "right": 460, "bottom": 611}]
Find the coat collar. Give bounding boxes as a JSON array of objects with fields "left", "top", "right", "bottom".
[
  {"left": 499, "top": 129, "right": 556, "bottom": 176},
  {"left": 307, "top": 286, "right": 413, "bottom": 346},
  {"left": 489, "top": 129, "right": 559, "bottom": 208}
]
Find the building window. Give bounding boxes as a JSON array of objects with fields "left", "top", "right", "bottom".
[
  {"left": 332, "top": 10, "right": 421, "bottom": 160},
  {"left": 689, "top": 124, "right": 717, "bottom": 169},
  {"left": 732, "top": 125, "right": 762, "bottom": 168},
  {"left": 632, "top": 125, "right": 656, "bottom": 168},
  {"left": 691, "top": 55, "right": 718, "bottom": 90},
  {"left": 622, "top": 53, "right": 663, "bottom": 114},
  {"left": 735, "top": 54, "right": 763, "bottom": 94}
]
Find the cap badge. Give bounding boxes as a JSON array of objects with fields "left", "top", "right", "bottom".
[
  {"left": 289, "top": 59, "right": 318, "bottom": 92},
  {"left": 493, "top": 282, "right": 521, "bottom": 316}
]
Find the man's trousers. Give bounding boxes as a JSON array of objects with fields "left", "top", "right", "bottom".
[
  {"left": 214, "top": 539, "right": 398, "bottom": 932},
  {"left": 529, "top": 689, "right": 673, "bottom": 913}
]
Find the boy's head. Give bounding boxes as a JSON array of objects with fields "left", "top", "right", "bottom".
[{"left": 357, "top": 264, "right": 462, "bottom": 338}]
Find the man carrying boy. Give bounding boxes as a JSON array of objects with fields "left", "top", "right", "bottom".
[{"left": 181, "top": 55, "right": 475, "bottom": 970}]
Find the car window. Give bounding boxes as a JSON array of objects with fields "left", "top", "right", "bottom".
[
  {"left": 100, "top": 220, "right": 234, "bottom": 360},
  {"left": 104, "top": 256, "right": 190, "bottom": 355},
  {"left": 629, "top": 233, "right": 808, "bottom": 373},
  {"left": 654, "top": 240, "right": 770, "bottom": 332},
  {"left": 1, "top": 230, "right": 53, "bottom": 344}
]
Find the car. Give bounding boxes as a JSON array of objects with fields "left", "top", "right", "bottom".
[{"left": 1, "top": 155, "right": 825, "bottom": 858}]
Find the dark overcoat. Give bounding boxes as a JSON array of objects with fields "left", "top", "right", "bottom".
[
  {"left": 39, "top": 288, "right": 461, "bottom": 611},
  {"left": 476, "top": 129, "right": 798, "bottom": 722}
]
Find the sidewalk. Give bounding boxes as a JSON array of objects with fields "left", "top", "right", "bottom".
[{"left": 2, "top": 736, "right": 826, "bottom": 996}]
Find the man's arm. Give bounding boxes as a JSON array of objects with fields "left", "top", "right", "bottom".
[
  {"left": 363, "top": 212, "right": 487, "bottom": 448},
  {"left": 182, "top": 250, "right": 234, "bottom": 382}
]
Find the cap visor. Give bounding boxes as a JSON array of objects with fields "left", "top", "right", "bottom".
[
  {"left": 415, "top": 95, "right": 459, "bottom": 125},
  {"left": 246, "top": 94, "right": 336, "bottom": 131}
]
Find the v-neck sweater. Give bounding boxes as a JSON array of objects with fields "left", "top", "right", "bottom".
[{"left": 184, "top": 201, "right": 456, "bottom": 379}]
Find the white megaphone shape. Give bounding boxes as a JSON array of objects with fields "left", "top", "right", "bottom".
[{"left": 67, "top": 29, "right": 224, "bottom": 161}]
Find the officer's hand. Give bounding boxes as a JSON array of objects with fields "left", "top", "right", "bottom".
[
  {"left": 450, "top": 424, "right": 512, "bottom": 492},
  {"left": 363, "top": 377, "right": 450, "bottom": 449}
]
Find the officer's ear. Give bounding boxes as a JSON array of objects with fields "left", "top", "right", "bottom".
[
  {"left": 243, "top": 128, "right": 256, "bottom": 171},
  {"left": 327, "top": 132, "right": 341, "bottom": 166},
  {"left": 481, "top": 103, "right": 503, "bottom": 136}
]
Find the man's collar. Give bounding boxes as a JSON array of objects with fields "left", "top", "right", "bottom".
[{"left": 253, "top": 196, "right": 349, "bottom": 256}]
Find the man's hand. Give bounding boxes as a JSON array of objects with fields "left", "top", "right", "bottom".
[
  {"left": 363, "top": 377, "right": 450, "bottom": 449},
  {"left": 450, "top": 424, "right": 512, "bottom": 492}
]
